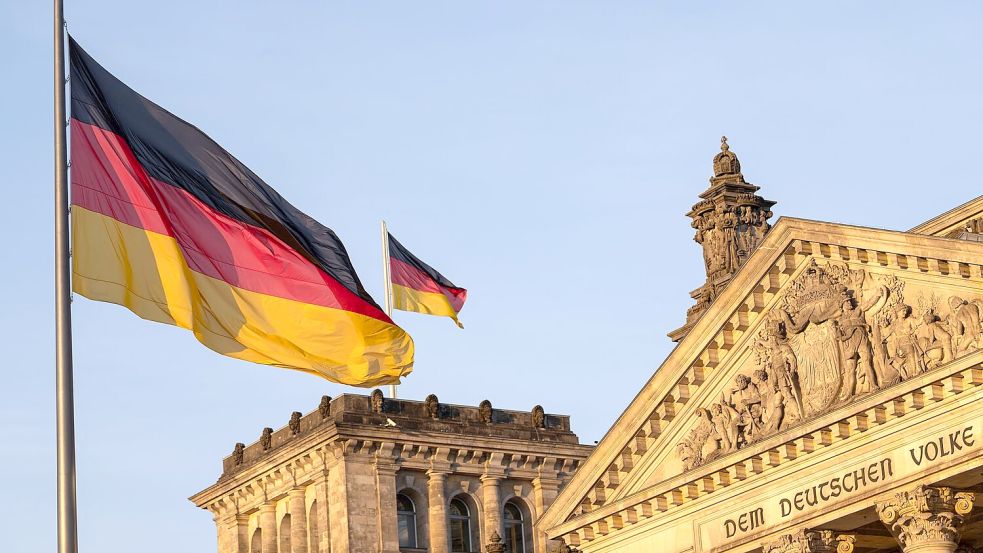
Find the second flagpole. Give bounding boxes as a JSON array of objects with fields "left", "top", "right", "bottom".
[{"left": 380, "top": 220, "right": 397, "bottom": 399}]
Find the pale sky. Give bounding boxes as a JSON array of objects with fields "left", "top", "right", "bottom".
[{"left": 2, "top": 2, "right": 981, "bottom": 551}]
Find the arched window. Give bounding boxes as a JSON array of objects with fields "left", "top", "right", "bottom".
[
  {"left": 449, "top": 497, "right": 474, "bottom": 552},
  {"left": 309, "top": 501, "right": 320, "bottom": 553},
  {"left": 280, "top": 513, "right": 292, "bottom": 553},
  {"left": 504, "top": 500, "right": 531, "bottom": 553},
  {"left": 250, "top": 528, "right": 262, "bottom": 553},
  {"left": 396, "top": 493, "right": 418, "bottom": 548}
]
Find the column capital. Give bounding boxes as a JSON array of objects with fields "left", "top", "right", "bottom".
[
  {"left": 876, "top": 485, "right": 976, "bottom": 551},
  {"left": 481, "top": 473, "right": 504, "bottom": 483},
  {"left": 287, "top": 486, "right": 306, "bottom": 499},
  {"left": 427, "top": 467, "right": 450, "bottom": 479},
  {"left": 762, "top": 530, "right": 855, "bottom": 553},
  {"left": 259, "top": 502, "right": 277, "bottom": 514}
]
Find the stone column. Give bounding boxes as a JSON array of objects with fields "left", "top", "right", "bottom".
[
  {"left": 313, "top": 470, "right": 331, "bottom": 553},
  {"left": 762, "top": 530, "right": 855, "bottom": 553},
  {"left": 376, "top": 462, "right": 400, "bottom": 553},
  {"left": 289, "top": 488, "right": 309, "bottom": 553},
  {"left": 260, "top": 503, "right": 278, "bottom": 553},
  {"left": 480, "top": 475, "right": 503, "bottom": 548},
  {"left": 235, "top": 514, "right": 250, "bottom": 553},
  {"left": 532, "top": 476, "right": 560, "bottom": 553},
  {"left": 876, "top": 485, "right": 976, "bottom": 553},
  {"left": 427, "top": 470, "right": 450, "bottom": 553}
]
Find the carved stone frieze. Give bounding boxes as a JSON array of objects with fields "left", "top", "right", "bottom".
[
  {"left": 876, "top": 485, "right": 976, "bottom": 551},
  {"left": 763, "top": 530, "right": 855, "bottom": 553},
  {"left": 678, "top": 258, "right": 983, "bottom": 470}
]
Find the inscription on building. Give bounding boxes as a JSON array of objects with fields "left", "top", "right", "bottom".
[{"left": 701, "top": 421, "right": 980, "bottom": 550}]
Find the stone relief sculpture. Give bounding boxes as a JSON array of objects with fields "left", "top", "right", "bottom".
[
  {"left": 260, "top": 427, "right": 273, "bottom": 451},
  {"left": 232, "top": 442, "right": 245, "bottom": 466},
  {"left": 479, "top": 400, "right": 493, "bottom": 423},
  {"left": 318, "top": 395, "right": 331, "bottom": 418},
  {"left": 532, "top": 405, "right": 546, "bottom": 428},
  {"left": 370, "top": 389, "right": 385, "bottom": 413},
  {"left": 678, "top": 259, "right": 983, "bottom": 470},
  {"left": 425, "top": 394, "right": 440, "bottom": 419},
  {"left": 288, "top": 411, "right": 302, "bottom": 435},
  {"left": 673, "top": 138, "right": 777, "bottom": 341}
]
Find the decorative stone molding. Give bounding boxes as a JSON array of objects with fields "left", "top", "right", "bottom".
[
  {"left": 485, "top": 530, "right": 506, "bottom": 553},
  {"left": 763, "top": 530, "right": 855, "bottom": 553},
  {"left": 876, "top": 485, "right": 976, "bottom": 552}
]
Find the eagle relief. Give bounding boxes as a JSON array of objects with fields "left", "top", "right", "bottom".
[{"left": 677, "top": 259, "right": 983, "bottom": 470}]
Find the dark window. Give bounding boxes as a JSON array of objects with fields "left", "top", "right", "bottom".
[
  {"left": 449, "top": 498, "right": 473, "bottom": 552},
  {"left": 397, "top": 494, "right": 418, "bottom": 548},
  {"left": 504, "top": 503, "right": 525, "bottom": 553}
]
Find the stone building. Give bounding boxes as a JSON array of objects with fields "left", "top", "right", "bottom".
[
  {"left": 540, "top": 140, "right": 983, "bottom": 553},
  {"left": 190, "top": 392, "right": 592, "bottom": 553}
]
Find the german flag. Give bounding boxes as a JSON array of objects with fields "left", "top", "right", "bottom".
[
  {"left": 388, "top": 233, "right": 467, "bottom": 327},
  {"left": 68, "top": 37, "right": 413, "bottom": 387}
]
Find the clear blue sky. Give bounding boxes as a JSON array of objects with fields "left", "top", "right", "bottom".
[{"left": 2, "top": 2, "right": 981, "bottom": 551}]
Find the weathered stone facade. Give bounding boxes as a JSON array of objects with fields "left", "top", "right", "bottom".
[
  {"left": 540, "top": 142, "right": 983, "bottom": 553},
  {"left": 191, "top": 394, "right": 592, "bottom": 553}
]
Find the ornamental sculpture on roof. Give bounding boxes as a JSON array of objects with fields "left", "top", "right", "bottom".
[
  {"left": 670, "top": 137, "right": 776, "bottom": 341},
  {"left": 677, "top": 259, "right": 983, "bottom": 470}
]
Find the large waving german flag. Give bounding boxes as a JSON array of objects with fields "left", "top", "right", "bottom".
[
  {"left": 388, "top": 233, "right": 467, "bottom": 327},
  {"left": 68, "top": 37, "right": 413, "bottom": 386}
]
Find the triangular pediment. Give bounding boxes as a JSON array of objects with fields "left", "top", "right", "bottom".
[{"left": 540, "top": 216, "right": 983, "bottom": 541}]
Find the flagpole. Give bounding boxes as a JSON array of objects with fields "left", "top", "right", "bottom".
[
  {"left": 381, "top": 220, "right": 397, "bottom": 399},
  {"left": 53, "top": 1, "right": 79, "bottom": 553}
]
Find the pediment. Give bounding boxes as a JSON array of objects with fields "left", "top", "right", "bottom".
[
  {"left": 910, "top": 194, "right": 983, "bottom": 237},
  {"left": 540, "top": 217, "right": 983, "bottom": 540}
]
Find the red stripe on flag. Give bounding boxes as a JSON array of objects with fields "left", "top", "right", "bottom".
[{"left": 71, "top": 119, "right": 391, "bottom": 323}]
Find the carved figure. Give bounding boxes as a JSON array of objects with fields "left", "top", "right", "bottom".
[
  {"left": 882, "top": 304, "right": 925, "bottom": 379},
  {"left": 917, "top": 311, "right": 953, "bottom": 369},
  {"left": 833, "top": 297, "right": 877, "bottom": 399},
  {"left": 370, "top": 389, "right": 385, "bottom": 413},
  {"left": 531, "top": 405, "right": 546, "bottom": 428},
  {"left": 479, "top": 400, "right": 493, "bottom": 423},
  {"left": 289, "top": 411, "right": 302, "bottom": 435},
  {"left": 260, "top": 427, "right": 273, "bottom": 451},
  {"left": 710, "top": 402, "right": 740, "bottom": 453},
  {"left": 756, "top": 318, "right": 804, "bottom": 422},
  {"left": 425, "top": 394, "right": 440, "bottom": 419},
  {"left": 678, "top": 407, "right": 717, "bottom": 470},
  {"left": 318, "top": 395, "right": 332, "bottom": 418},
  {"left": 232, "top": 442, "right": 245, "bottom": 466},
  {"left": 948, "top": 296, "right": 983, "bottom": 355}
]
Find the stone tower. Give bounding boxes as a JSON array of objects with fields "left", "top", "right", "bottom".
[{"left": 668, "top": 137, "right": 776, "bottom": 341}]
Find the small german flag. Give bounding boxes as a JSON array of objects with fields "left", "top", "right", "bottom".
[
  {"left": 68, "top": 37, "right": 413, "bottom": 386},
  {"left": 388, "top": 233, "right": 467, "bottom": 328}
]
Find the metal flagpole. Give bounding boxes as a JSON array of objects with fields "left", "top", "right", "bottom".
[
  {"left": 53, "top": 1, "right": 79, "bottom": 552},
  {"left": 381, "top": 220, "right": 397, "bottom": 399}
]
